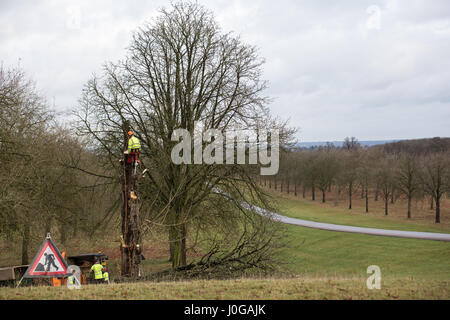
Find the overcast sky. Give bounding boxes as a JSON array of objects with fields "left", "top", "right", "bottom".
[{"left": 1, "top": 0, "right": 449, "bottom": 142}]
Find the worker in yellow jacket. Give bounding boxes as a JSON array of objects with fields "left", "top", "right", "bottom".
[
  {"left": 90, "top": 258, "right": 104, "bottom": 284},
  {"left": 125, "top": 130, "right": 141, "bottom": 166},
  {"left": 103, "top": 270, "right": 110, "bottom": 284}
]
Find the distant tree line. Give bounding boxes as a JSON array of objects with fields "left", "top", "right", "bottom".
[{"left": 265, "top": 137, "right": 450, "bottom": 223}]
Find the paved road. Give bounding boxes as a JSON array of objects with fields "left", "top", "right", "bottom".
[{"left": 242, "top": 202, "right": 450, "bottom": 242}]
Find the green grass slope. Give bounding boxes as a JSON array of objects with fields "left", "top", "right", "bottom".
[
  {"left": 278, "top": 223, "right": 450, "bottom": 279},
  {"left": 1, "top": 192, "right": 448, "bottom": 300},
  {"left": 274, "top": 194, "right": 450, "bottom": 233}
]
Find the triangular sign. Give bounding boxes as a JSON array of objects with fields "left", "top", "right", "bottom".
[{"left": 23, "top": 234, "right": 71, "bottom": 278}]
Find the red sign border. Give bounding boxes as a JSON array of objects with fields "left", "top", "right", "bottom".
[{"left": 27, "top": 240, "right": 68, "bottom": 276}]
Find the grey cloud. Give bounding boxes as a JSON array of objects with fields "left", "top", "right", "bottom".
[{"left": 1, "top": 0, "right": 449, "bottom": 141}]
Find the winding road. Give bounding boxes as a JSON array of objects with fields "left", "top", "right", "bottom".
[{"left": 241, "top": 202, "right": 450, "bottom": 242}]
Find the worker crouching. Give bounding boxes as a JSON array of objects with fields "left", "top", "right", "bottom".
[{"left": 103, "top": 270, "right": 109, "bottom": 284}]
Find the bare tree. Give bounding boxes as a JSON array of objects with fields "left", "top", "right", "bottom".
[
  {"left": 341, "top": 149, "right": 359, "bottom": 210},
  {"left": 419, "top": 152, "right": 449, "bottom": 223},
  {"left": 75, "top": 2, "right": 285, "bottom": 271},
  {"left": 316, "top": 150, "right": 339, "bottom": 203},
  {"left": 343, "top": 137, "right": 360, "bottom": 152},
  {"left": 396, "top": 153, "right": 420, "bottom": 219},
  {"left": 0, "top": 66, "right": 53, "bottom": 263},
  {"left": 303, "top": 152, "right": 320, "bottom": 201},
  {"left": 376, "top": 155, "right": 395, "bottom": 216},
  {"left": 357, "top": 149, "right": 375, "bottom": 213}
]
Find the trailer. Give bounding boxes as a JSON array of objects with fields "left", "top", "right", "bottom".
[{"left": 0, "top": 265, "right": 29, "bottom": 287}]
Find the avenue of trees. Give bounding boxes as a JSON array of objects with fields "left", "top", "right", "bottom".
[{"left": 269, "top": 137, "right": 450, "bottom": 223}]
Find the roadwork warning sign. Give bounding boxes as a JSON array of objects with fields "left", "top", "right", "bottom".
[{"left": 23, "top": 234, "right": 70, "bottom": 278}]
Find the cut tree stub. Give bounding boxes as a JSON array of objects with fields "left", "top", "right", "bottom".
[{"left": 120, "top": 122, "right": 142, "bottom": 277}]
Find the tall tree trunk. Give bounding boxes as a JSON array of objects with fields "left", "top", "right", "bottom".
[
  {"left": 72, "top": 212, "right": 79, "bottom": 238},
  {"left": 322, "top": 190, "right": 326, "bottom": 203},
  {"left": 6, "top": 223, "right": 13, "bottom": 248},
  {"left": 182, "top": 226, "right": 187, "bottom": 266},
  {"left": 45, "top": 218, "right": 51, "bottom": 235},
  {"left": 435, "top": 176, "right": 441, "bottom": 223},
  {"left": 365, "top": 185, "right": 369, "bottom": 213},
  {"left": 170, "top": 211, "right": 187, "bottom": 268},
  {"left": 391, "top": 187, "right": 395, "bottom": 204},
  {"left": 334, "top": 186, "right": 341, "bottom": 206},
  {"left": 120, "top": 121, "right": 143, "bottom": 277},
  {"left": 435, "top": 195, "right": 440, "bottom": 224},
  {"left": 21, "top": 221, "right": 30, "bottom": 265},
  {"left": 311, "top": 183, "right": 315, "bottom": 201},
  {"left": 169, "top": 230, "right": 175, "bottom": 262},
  {"left": 348, "top": 182, "right": 353, "bottom": 210},
  {"left": 287, "top": 180, "right": 290, "bottom": 194},
  {"left": 294, "top": 182, "right": 297, "bottom": 197},
  {"left": 385, "top": 195, "right": 389, "bottom": 216},
  {"left": 407, "top": 194, "right": 412, "bottom": 219},
  {"left": 60, "top": 222, "right": 66, "bottom": 246}
]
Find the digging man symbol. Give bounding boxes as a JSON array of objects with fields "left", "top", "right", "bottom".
[{"left": 44, "top": 253, "right": 59, "bottom": 271}]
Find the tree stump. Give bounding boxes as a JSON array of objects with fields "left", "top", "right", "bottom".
[{"left": 120, "top": 121, "right": 142, "bottom": 277}]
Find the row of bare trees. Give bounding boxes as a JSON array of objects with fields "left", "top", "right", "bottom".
[
  {"left": 0, "top": 65, "right": 116, "bottom": 265},
  {"left": 267, "top": 140, "right": 450, "bottom": 223}
]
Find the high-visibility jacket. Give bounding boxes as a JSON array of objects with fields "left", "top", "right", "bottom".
[
  {"left": 103, "top": 271, "right": 109, "bottom": 282},
  {"left": 128, "top": 136, "right": 141, "bottom": 153},
  {"left": 91, "top": 263, "right": 104, "bottom": 280},
  {"left": 68, "top": 275, "right": 75, "bottom": 285}
]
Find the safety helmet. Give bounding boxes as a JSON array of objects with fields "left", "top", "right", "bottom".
[{"left": 128, "top": 130, "right": 133, "bottom": 136}]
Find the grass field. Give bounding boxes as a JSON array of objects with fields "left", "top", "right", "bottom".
[
  {"left": 1, "top": 277, "right": 448, "bottom": 300},
  {"left": 268, "top": 187, "right": 450, "bottom": 232},
  {"left": 1, "top": 191, "right": 449, "bottom": 300},
  {"left": 268, "top": 189, "right": 450, "bottom": 280},
  {"left": 278, "top": 223, "right": 450, "bottom": 279}
]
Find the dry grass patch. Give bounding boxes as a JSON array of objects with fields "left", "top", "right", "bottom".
[{"left": 1, "top": 277, "right": 448, "bottom": 300}]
